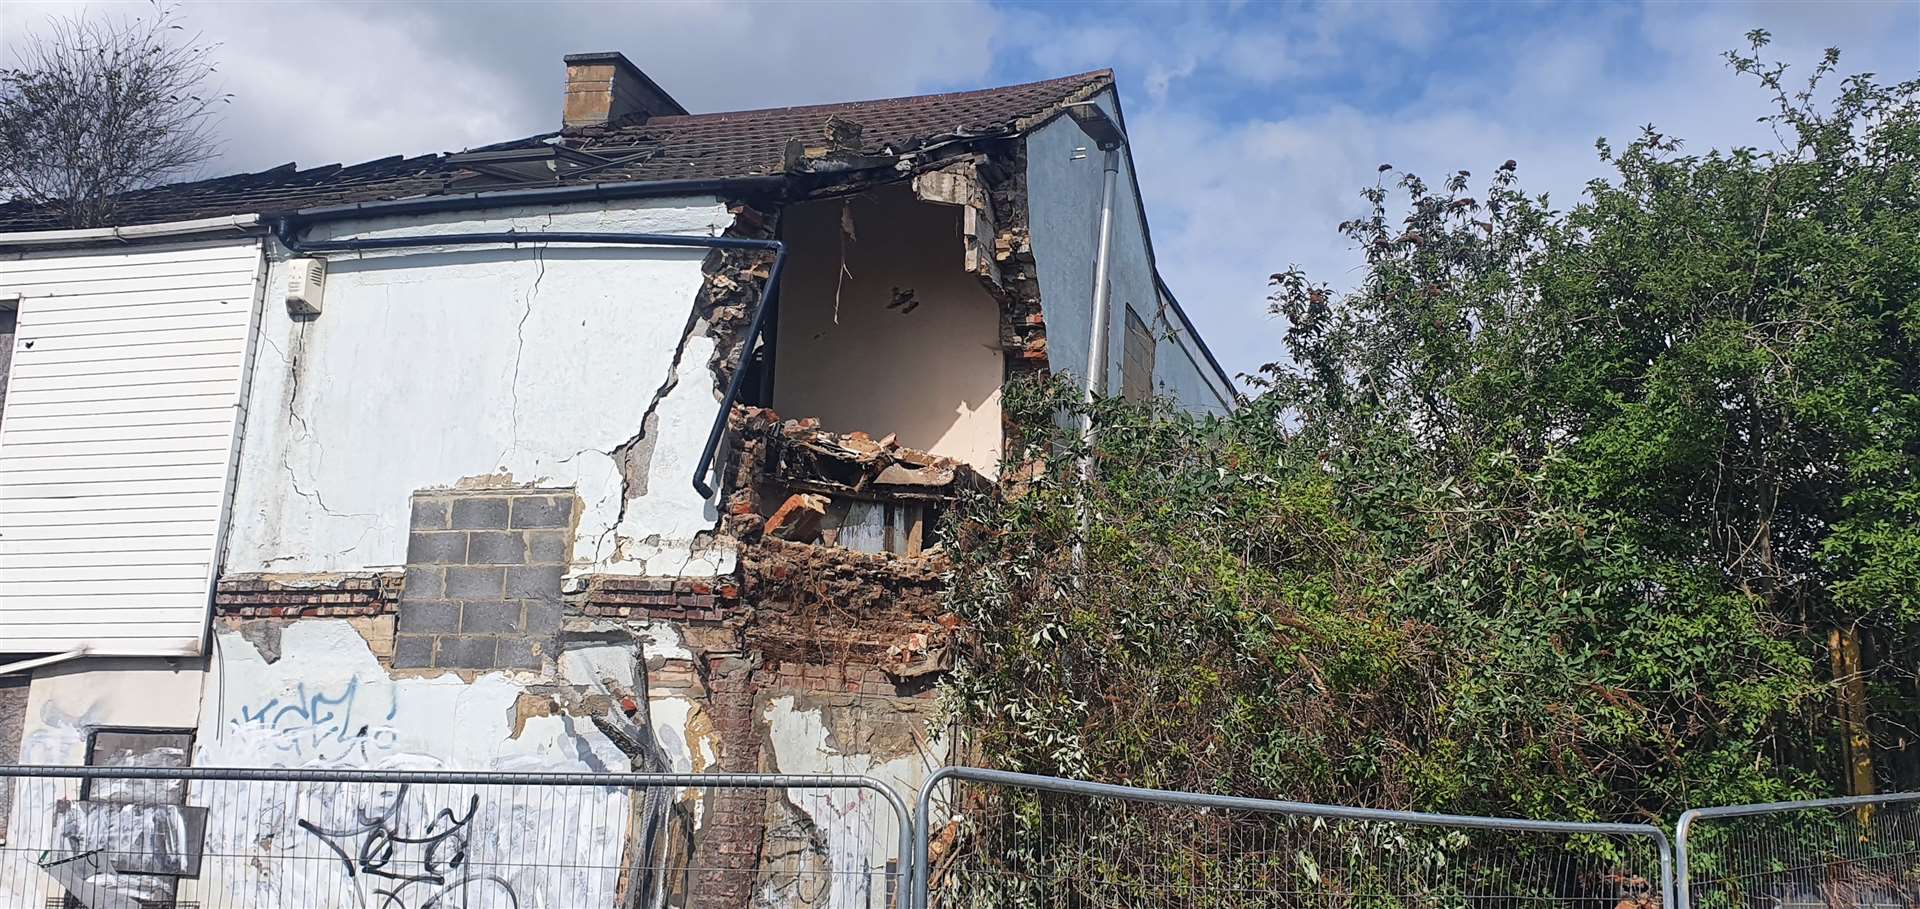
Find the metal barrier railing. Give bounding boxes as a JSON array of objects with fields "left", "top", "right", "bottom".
[
  {"left": 0, "top": 764, "right": 910, "bottom": 909},
  {"left": 913, "top": 766, "right": 1675, "bottom": 909},
  {"left": 1675, "top": 793, "right": 1920, "bottom": 909},
  {"left": 25, "top": 761, "right": 1912, "bottom": 909}
]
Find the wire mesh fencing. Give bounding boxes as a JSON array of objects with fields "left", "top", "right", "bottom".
[
  {"left": 913, "top": 767, "right": 1673, "bottom": 909},
  {"left": 0, "top": 765, "right": 910, "bottom": 909},
  {"left": 1675, "top": 793, "right": 1920, "bottom": 909}
]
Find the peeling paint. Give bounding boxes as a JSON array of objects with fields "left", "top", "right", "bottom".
[
  {"left": 760, "top": 694, "right": 936, "bottom": 909},
  {"left": 226, "top": 198, "right": 737, "bottom": 577}
]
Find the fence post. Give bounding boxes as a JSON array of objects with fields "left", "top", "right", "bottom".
[{"left": 1673, "top": 808, "right": 1700, "bottom": 909}]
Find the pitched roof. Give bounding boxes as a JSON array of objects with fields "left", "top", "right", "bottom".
[{"left": 0, "top": 70, "right": 1113, "bottom": 233}]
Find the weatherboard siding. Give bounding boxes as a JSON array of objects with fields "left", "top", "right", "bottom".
[{"left": 0, "top": 239, "right": 265, "bottom": 656}]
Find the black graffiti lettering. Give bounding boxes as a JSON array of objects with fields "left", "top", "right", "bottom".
[{"left": 297, "top": 785, "right": 518, "bottom": 909}]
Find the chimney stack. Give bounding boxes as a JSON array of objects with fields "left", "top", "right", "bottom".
[{"left": 562, "top": 52, "right": 687, "bottom": 129}]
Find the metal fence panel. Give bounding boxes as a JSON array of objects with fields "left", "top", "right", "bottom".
[
  {"left": 914, "top": 767, "right": 1674, "bottom": 909},
  {"left": 1675, "top": 793, "right": 1920, "bottom": 909},
  {"left": 0, "top": 765, "right": 909, "bottom": 909}
]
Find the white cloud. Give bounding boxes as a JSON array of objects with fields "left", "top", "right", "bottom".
[
  {"left": 1099, "top": 0, "right": 1920, "bottom": 380},
  {"left": 3, "top": 0, "right": 1912, "bottom": 384},
  {"left": 3, "top": 0, "right": 1000, "bottom": 173}
]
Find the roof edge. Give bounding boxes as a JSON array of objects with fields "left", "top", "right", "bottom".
[
  {"left": 0, "top": 213, "right": 262, "bottom": 247},
  {"left": 625, "top": 68, "right": 1115, "bottom": 129},
  {"left": 1075, "top": 81, "right": 1238, "bottom": 401},
  {"left": 277, "top": 175, "right": 788, "bottom": 227}
]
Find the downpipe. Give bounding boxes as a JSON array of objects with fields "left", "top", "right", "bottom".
[{"left": 1072, "top": 137, "right": 1123, "bottom": 570}]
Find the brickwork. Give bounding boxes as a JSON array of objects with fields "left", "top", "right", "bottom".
[
  {"left": 0, "top": 675, "right": 26, "bottom": 831},
  {"left": 214, "top": 572, "right": 400, "bottom": 616},
  {"left": 395, "top": 489, "right": 577, "bottom": 670},
  {"left": 979, "top": 147, "right": 1050, "bottom": 380},
  {"left": 689, "top": 653, "right": 767, "bottom": 909},
  {"left": 575, "top": 575, "right": 738, "bottom": 621}
]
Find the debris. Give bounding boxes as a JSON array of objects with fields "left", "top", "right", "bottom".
[
  {"left": 764, "top": 493, "right": 829, "bottom": 543},
  {"left": 726, "top": 405, "right": 988, "bottom": 556},
  {"left": 876, "top": 463, "right": 953, "bottom": 487},
  {"left": 883, "top": 630, "right": 952, "bottom": 680},
  {"left": 840, "top": 431, "right": 884, "bottom": 458}
]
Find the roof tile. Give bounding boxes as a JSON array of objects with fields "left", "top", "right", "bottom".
[{"left": 0, "top": 70, "right": 1111, "bottom": 232}]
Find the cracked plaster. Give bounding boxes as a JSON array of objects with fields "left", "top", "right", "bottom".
[{"left": 225, "top": 197, "right": 739, "bottom": 577}]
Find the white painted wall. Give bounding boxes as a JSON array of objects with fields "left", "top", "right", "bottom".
[
  {"left": 193, "top": 621, "right": 627, "bottom": 908},
  {"left": 224, "top": 197, "right": 740, "bottom": 578},
  {"left": 3, "top": 657, "right": 207, "bottom": 905},
  {"left": 1025, "top": 92, "right": 1234, "bottom": 416}
]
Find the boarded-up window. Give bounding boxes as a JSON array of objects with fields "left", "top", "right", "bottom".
[
  {"left": 1121, "top": 304, "right": 1156, "bottom": 402},
  {"left": 45, "top": 728, "right": 206, "bottom": 907},
  {"left": 0, "top": 240, "right": 264, "bottom": 657}
]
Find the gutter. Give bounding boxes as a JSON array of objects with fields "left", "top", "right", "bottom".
[
  {"left": 0, "top": 213, "right": 261, "bottom": 247},
  {"left": 280, "top": 176, "right": 788, "bottom": 226},
  {"left": 0, "top": 176, "right": 788, "bottom": 246}
]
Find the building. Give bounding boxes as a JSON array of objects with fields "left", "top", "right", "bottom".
[{"left": 0, "top": 52, "right": 1232, "bottom": 907}]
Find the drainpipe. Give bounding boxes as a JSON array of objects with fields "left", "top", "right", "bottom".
[
  {"left": 1081, "top": 144, "right": 1122, "bottom": 473},
  {"left": 1063, "top": 103, "right": 1127, "bottom": 554},
  {"left": 269, "top": 220, "right": 783, "bottom": 499},
  {"left": 0, "top": 648, "right": 88, "bottom": 677}
]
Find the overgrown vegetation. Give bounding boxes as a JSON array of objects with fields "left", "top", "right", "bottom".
[{"left": 943, "top": 34, "right": 1920, "bottom": 824}]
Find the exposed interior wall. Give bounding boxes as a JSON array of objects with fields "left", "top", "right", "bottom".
[
  {"left": 1024, "top": 94, "right": 1233, "bottom": 415},
  {"left": 224, "top": 197, "right": 738, "bottom": 579},
  {"left": 772, "top": 185, "right": 1004, "bottom": 475}
]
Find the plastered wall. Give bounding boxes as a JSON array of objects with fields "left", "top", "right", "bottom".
[
  {"left": 223, "top": 197, "right": 740, "bottom": 579},
  {"left": 772, "top": 185, "right": 1004, "bottom": 473},
  {"left": 1025, "top": 92, "right": 1234, "bottom": 415}
]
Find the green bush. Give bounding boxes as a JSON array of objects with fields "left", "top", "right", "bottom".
[{"left": 942, "top": 33, "right": 1920, "bottom": 823}]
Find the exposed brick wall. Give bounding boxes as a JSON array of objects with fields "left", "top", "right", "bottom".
[
  {"left": 395, "top": 489, "right": 577, "bottom": 670},
  {"left": 979, "top": 147, "right": 1050, "bottom": 380},
  {"left": 214, "top": 573, "right": 400, "bottom": 616},
  {"left": 0, "top": 675, "right": 26, "bottom": 832},
  {"left": 212, "top": 571, "right": 737, "bottom": 625},
  {"left": 575, "top": 575, "right": 738, "bottom": 621},
  {"left": 689, "top": 652, "right": 767, "bottom": 909}
]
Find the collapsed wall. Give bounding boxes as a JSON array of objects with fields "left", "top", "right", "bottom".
[{"left": 6, "top": 142, "right": 1051, "bottom": 908}]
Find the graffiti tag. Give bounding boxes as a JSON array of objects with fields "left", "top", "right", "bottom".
[
  {"left": 298, "top": 784, "right": 518, "bottom": 909},
  {"left": 237, "top": 677, "right": 400, "bottom": 764}
]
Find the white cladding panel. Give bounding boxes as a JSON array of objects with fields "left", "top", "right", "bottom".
[{"left": 0, "top": 239, "right": 264, "bottom": 656}]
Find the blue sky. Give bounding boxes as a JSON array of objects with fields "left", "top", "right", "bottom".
[{"left": 6, "top": 0, "right": 1918, "bottom": 382}]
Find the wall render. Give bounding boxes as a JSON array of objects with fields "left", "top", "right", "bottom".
[
  {"left": 224, "top": 197, "right": 739, "bottom": 580},
  {"left": 1024, "top": 94, "right": 1233, "bottom": 415}
]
